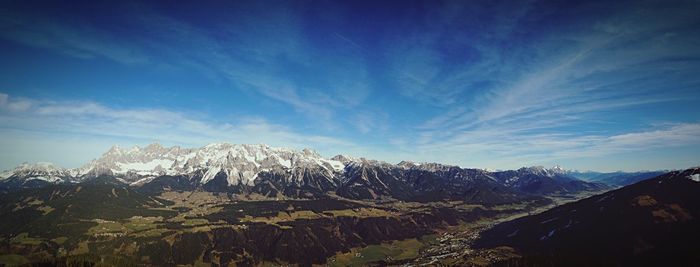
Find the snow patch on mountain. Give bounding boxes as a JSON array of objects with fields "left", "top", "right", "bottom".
[
  {"left": 0, "top": 162, "right": 72, "bottom": 183},
  {"left": 520, "top": 165, "right": 568, "bottom": 177}
]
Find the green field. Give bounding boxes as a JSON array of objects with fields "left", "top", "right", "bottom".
[
  {"left": 0, "top": 254, "right": 31, "bottom": 266},
  {"left": 329, "top": 238, "right": 425, "bottom": 267}
]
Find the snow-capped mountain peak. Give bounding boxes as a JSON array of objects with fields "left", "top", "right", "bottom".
[
  {"left": 397, "top": 160, "right": 417, "bottom": 169},
  {"left": 72, "top": 142, "right": 344, "bottom": 186},
  {"left": 682, "top": 167, "right": 700, "bottom": 182},
  {"left": 551, "top": 165, "right": 565, "bottom": 172},
  {"left": 330, "top": 154, "right": 358, "bottom": 164},
  {"left": 519, "top": 165, "right": 568, "bottom": 177},
  {"left": 0, "top": 162, "right": 72, "bottom": 183}
]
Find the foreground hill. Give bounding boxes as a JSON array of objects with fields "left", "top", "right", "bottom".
[{"left": 474, "top": 167, "right": 700, "bottom": 266}]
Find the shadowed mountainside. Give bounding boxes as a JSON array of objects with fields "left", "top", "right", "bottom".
[{"left": 475, "top": 167, "right": 700, "bottom": 267}]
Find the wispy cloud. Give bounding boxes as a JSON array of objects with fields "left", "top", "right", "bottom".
[
  {"left": 0, "top": 9, "right": 149, "bottom": 65},
  {"left": 0, "top": 2, "right": 372, "bottom": 128},
  {"left": 0, "top": 93, "right": 32, "bottom": 112},
  {"left": 392, "top": 122, "right": 700, "bottom": 170},
  {"left": 376, "top": 1, "right": 700, "bottom": 170},
  {"left": 350, "top": 111, "right": 390, "bottom": 134}
]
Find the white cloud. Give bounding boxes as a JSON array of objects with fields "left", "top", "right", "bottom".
[
  {"left": 0, "top": 93, "right": 32, "bottom": 112},
  {"left": 395, "top": 122, "right": 700, "bottom": 171},
  {"left": 350, "top": 111, "right": 389, "bottom": 134},
  {"left": 0, "top": 93, "right": 358, "bottom": 169}
]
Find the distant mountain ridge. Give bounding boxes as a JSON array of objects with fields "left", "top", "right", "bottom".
[
  {"left": 492, "top": 166, "right": 607, "bottom": 195},
  {"left": 568, "top": 170, "right": 668, "bottom": 186},
  {"left": 0, "top": 162, "right": 74, "bottom": 183},
  {"left": 0, "top": 143, "right": 608, "bottom": 202}
]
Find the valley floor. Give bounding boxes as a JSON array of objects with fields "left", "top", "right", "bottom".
[
  {"left": 325, "top": 191, "right": 605, "bottom": 267},
  {"left": 0, "top": 186, "right": 606, "bottom": 267}
]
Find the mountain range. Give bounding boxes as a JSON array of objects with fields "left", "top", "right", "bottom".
[
  {"left": 0, "top": 143, "right": 608, "bottom": 203},
  {"left": 1, "top": 143, "right": 696, "bottom": 266}
]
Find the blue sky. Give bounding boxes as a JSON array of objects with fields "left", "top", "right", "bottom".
[{"left": 0, "top": 0, "right": 699, "bottom": 172}]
